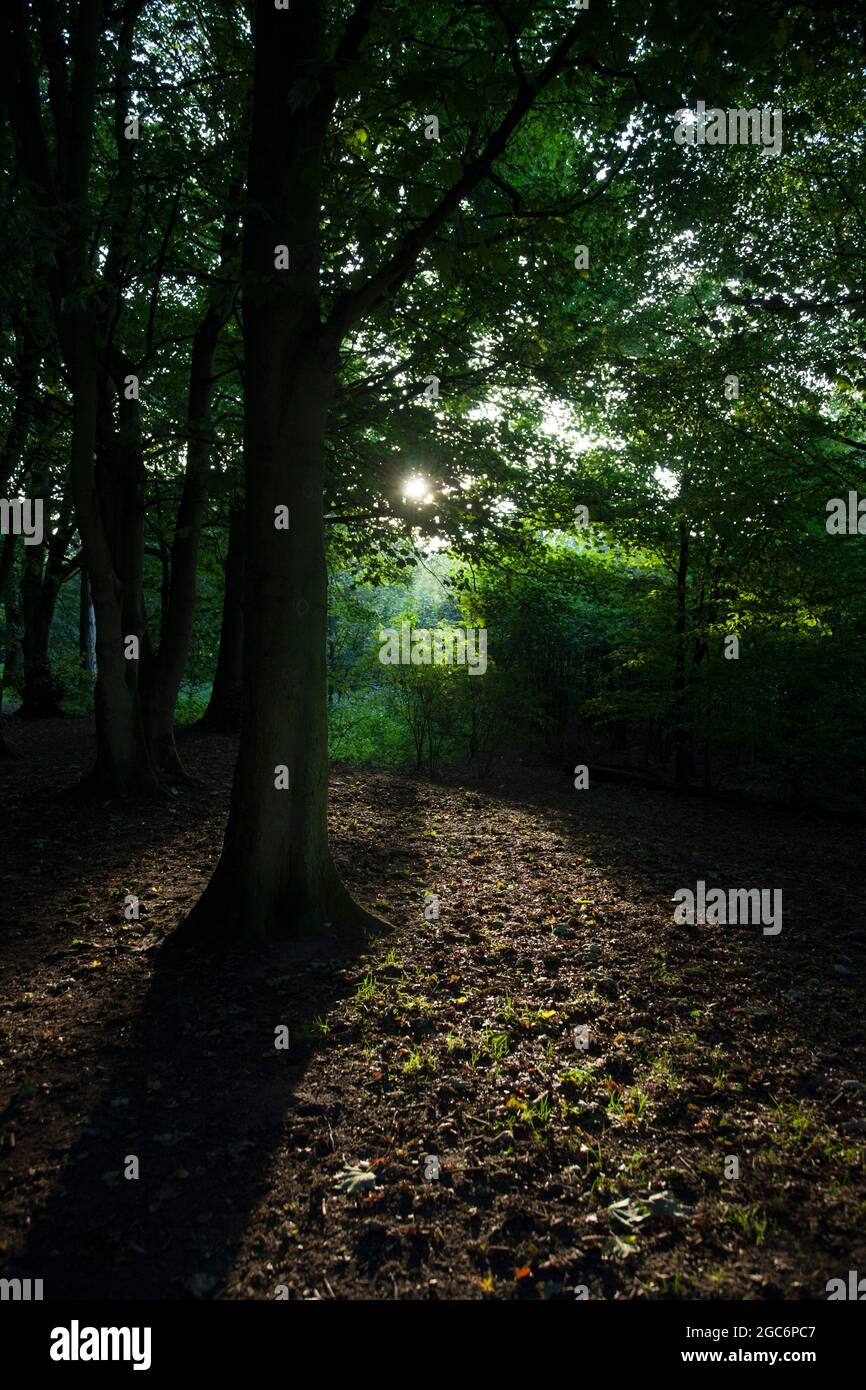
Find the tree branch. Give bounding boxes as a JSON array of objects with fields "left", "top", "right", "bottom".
[{"left": 319, "top": 14, "right": 587, "bottom": 351}]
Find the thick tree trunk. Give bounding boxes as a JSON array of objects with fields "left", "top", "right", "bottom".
[
  {"left": 200, "top": 497, "right": 244, "bottom": 732},
  {"left": 175, "top": 2, "right": 379, "bottom": 946},
  {"left": 178, "top": 365, "right": 374, "bottom": 943}
]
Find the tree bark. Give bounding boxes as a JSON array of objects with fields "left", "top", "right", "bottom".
[
  {"left": 2, "top": 542, "right": 24, "bottom": 696},
  {"left": 174, "top": 1, "right": 375, "bottom": 945},
  {"left": 0, "top": 314, "right": 41, "bottom": 746},
  {"left": 673, "top": 517, "right": 692, "bottom": 789},
  {"left": 18, "top": 541, "right": 64, "bottom": 718},
  {"left": 65, "top": 313, "right": 158, "bottom": 795},
  {"left": 17, "top": 468, "right": 73, "bottom": 719},
  {"left": 200, "top": 495, "right": 244, "bottom": 732},
  {"left": 0, "top": 532, "right": 19, "bottom": 756},
  {"left": 79, "top": 567, "right": 96, "bottom": 676},
  {"left": 141, "top": 185, "right": 242, "bottom": 773}
]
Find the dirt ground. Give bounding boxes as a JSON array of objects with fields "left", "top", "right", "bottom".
[{"left": 1, "top": 717, "right": 864, "bottom": 1300}]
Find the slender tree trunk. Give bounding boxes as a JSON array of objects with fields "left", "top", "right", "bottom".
[
  {"left": 2, "top": 603, "right": 24, "bottom": 692},
  {"left": 0, "top": 683, "right": 9, "bottom": 755},
  {"left": 0, "top": 319, "right": 41, "bottom": 749},
  {"left": 0, "top": 322, "right": 40, "bottom": 494},
  {"left": 200, "top": 497, "right": 244, "bottom": 732},
  {"left": 673, "top": 518, "right": 692, "bottom": 789},
  {"left": 17, "top": 465, "right": 70, "bottom": 719},
  {"left": 65, "top": 312, "right": 158, "bottom": 796},
  {"left": 142, "top": 186, "right": 241, "bottom": 773},
  {"left": 18, "top": 548, "right": 63, "bottom": 718},
  {"left": 66, "top": 4, "right": 159, "bottom": 791},
  {"left": 0, "top": 532, "right": 18, "bottom": 756},
  {"left": 692, "top": 580, "right": 717, "bottom": 794},
  {"left": 2, "top": 533, "right": 23, "bottom": 696},
  {"left": 79, "top": 568, "right": 96, "bottom": 675}
]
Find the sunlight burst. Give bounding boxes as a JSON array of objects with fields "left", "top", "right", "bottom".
[{"left": 402, "top": 476, "right": 430, "bottom": 500}]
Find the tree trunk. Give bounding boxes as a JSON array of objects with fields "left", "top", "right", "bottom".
[
  {"left": 673, "top": 517, "right": 692, "bottom": 789},
  {"left": 175, "top": 2, "right": 378, "bottom": 945},
  {"left": 18, "top": 545, "right": 63, "bottom": 718},
  {"left": 200, "top": 496, "right": 244, "bottom": 732},
  {"left": 65, "top": 312, "right": 159, "bottom": 796},
  {"left": 17, "top": 463, "right": 69, "bottom": 719},
  {"left": 0, "top": 318, "right": 41, "bottom": 743},
  {"left": 0, "top": 532, "right": 18, "bottom": 757},
  {"left": 79, "top": 568, "right": 96, "bottom": 676},
  {"left": 140, "top": 328, "right": 213, "bottom": 775},
  {"left": 2, "top": 532, "right": 23, "bottom": 696},
  {"left": 178, "top": 365, "right": 373, "bottom": 943},
  {"left": 142, "top": 185, "right": 241, "bottom": 773}
]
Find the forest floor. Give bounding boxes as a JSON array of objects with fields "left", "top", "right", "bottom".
[{"left": 1, "top": 718, "right": 865, "bottom": 1301}]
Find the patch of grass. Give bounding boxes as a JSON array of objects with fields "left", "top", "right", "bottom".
[
  {"left": 606, "top": 1084, "right": 649, "bottom": 1122},
  {"left": 500, "top": 993, "right": 524, "bottom": 1029},
  {"left": 768, "top": 1096, "right": 817, "bottom": 1142},
  {"left": 708, "top": 1046, "right": 729, "bottom": 1090},
  {"left": 297, "top": 1015, "right": 330, "bottom": 1040},
  {"left": 617, "top": 1147, "right": 652, "bottom": 1181},
  {"left": 353, "top": 972, "right": 379, "bottom": 1008},
  {"left": 329, "top": 698, "right": 416, "bottom": 766},
  {"left": 498, "top": 995, "right": 554, "bottom": 1031},
  {"left": 585, "top": 1139, "right": 612, "bottom": 1197},
  {"left": 723, "top": 1202, "right": 770, "bottom": 1246},
  {"left": 469, "top": 1030, "right": 510, "bottom": 1068},
  {"left": 175, "top": 683, "right": 212, "bottom": 724},
  {"left": 647, "top": 1049, "right": 679, "bottom": 1090},
  {"left": 506, "top": 1091, "right": 553, "bottom": 1133},
  {"left": 395, "top": 987, "right": 436, "bottom": 1016},
  {"left": 402, "top": 1046, "right": 437, "bottom": 1077}
]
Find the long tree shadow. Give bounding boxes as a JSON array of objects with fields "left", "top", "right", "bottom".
[
  {"left": 5, "top": 928, "right": 378, "bottom": 1299},
  {"left": 2, "top": 738, "right": 455, "bottom": 1299},
  {"left": 1, "top": 729, "right": 438, "bottom": 1299}
]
